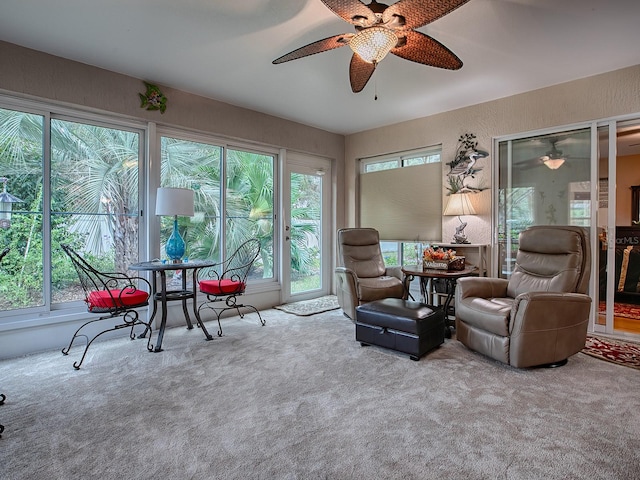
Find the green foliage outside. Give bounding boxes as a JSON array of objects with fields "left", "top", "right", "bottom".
[{"left": 0, "top": 107, "right": 321, "bottom": 312}]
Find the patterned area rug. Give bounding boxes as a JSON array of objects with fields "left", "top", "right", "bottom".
[
  {"left": 598, "top": 301, "right": 640, "bottom": 319},
  {"left": 582, "top": 335, "right": 640, "bottom": 370},
  {"left": 274, "top": 295, "right": 340, "bottom": 316}
]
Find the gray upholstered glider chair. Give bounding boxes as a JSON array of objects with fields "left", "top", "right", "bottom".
[
  {"left": 335, "top": 228, "right": 405, "bottom": 320},
  {"left": 455, "top": 225, "right": 592, "bottom": 368}
]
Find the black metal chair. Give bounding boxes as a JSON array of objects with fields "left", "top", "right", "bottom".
[
  {"left": 197, "top": 238, "right": 265, "bottom": 336},
  {"left": 0, "top": 247, "right": 8, "bottom": 435},
  {"left": 60, "top": 244, "right": 152, "bottom": 369}
]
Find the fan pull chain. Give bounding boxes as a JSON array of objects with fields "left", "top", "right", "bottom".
[{"left": 374, "top": 76, "right": 378, "bottom": 101}]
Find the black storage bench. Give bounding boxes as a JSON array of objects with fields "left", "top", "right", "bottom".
[{"left": 355, "top": 298, "right": 445, "bottom": 361}]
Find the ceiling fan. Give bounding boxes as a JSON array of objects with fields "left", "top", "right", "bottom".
[
  {"left": 539, "top": 138, "right": 567, "bottom": 170},
  {"left": 272, "top": 0, "right": 471, "bottom": 93},
  {"left": 521, "top": 136, "right": 587, "bottom": 171}
]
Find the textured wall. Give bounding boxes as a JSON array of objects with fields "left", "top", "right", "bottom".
[
  {"left": 345, "top": 65, "right": 640, "bottom": 247},
  {"left": 0, "top": 40, "right": 345, "bottom": 163}
]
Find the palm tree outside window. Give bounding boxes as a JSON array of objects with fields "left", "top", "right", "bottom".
[{"left": 0, "top": 107, "right": 143, "bottom": 312}]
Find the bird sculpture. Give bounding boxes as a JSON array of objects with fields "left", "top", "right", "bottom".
[
  {"left": 448, "top": 149, "right": 488, "bottom": 177},
  {"left": 447, "top": 148, "right": 488, "bottom": 192}
]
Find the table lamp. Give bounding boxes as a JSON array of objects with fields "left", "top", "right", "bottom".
[
  {"left": 443, "top": 193, "right": 476, "bottom": 244},
  {"left": 155, "top": 187, "right": 194, "bottom": 263}
]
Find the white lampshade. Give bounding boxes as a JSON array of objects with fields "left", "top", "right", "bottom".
[
  {"left": 542, "top": 157, "right": 565, "bottom": 170},
  {"left": 155, "top": 187, "right": 195, "bottom": 217},
  {"left": 349, "top": 26, "right": 398, "bottom": 64},
  {"left": 443, "top": 193, "right": 476, "bottom": 216}
]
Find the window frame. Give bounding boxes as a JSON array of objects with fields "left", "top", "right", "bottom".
[
  {"left": 360, "top": 145, "right": 442, "bottom": 173},
  {"left": 0, "top": 96, "right": 148, "bottom": 321},
  {"left": 359, "top": 145, "right": 442, "bottom": 265},
  {"left": 0, "top": 94, "right": 285, "bottom": 328},
  {"left": 49, "top": 113, "right": 147, "bottom": 311},
  {"left": 156, "top": 127, "right": 279, "bottom": 287}
]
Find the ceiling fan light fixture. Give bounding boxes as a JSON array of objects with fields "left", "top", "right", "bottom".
[
  {"left": 349, "top": 26, "right": 397, "bottom": 64},
  {"left": 272, "top": 0, "right": 469, "bottom": 92},
  {"left": 542, "top": 156, "right": 565, "bottom": 170}
]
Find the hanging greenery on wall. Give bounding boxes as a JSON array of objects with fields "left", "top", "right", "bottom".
[
  {"left": 446, "top": 133, "right": 489, "bottom": 194},
  {"left": 139, "top": 82, "right": 167, "bottom": 114}
]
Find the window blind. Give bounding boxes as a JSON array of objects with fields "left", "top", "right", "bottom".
[{"left": 360, "top": 162, "right": 442, "bottom": 241}]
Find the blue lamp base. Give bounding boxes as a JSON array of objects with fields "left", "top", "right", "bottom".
[{"left": 165, "top": 216, "right": 185, "bottom": 263}]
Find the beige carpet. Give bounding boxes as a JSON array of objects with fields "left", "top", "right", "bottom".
[{"left": 1, "top": 308, "right": 639, "bottom": 479}]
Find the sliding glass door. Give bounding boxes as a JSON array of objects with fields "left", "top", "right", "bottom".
[
  {"left": 497, "top": 120, "right": 640, "bottom": 339},
  {"left": 496, "top": 127, "right": 591, "bottom": 278},
  {"left": 596, "top": 120, "right": 640, "bottom": 337}
]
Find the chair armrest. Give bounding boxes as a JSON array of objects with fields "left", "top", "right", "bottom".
[
  {"left": 196, "top": 266, "right": 223, "bottom": 284},
  {"left": 103, "top": 272, "right": 152, "bottom": 292},
  {"left": 385, "top": 266, "right": 403, "bottom": 281},
  {"left": 456, "top": 276, "right": 509, "bottom": 300},
  {"left": 130, "top": 276, "right": 152, "bottom": 292},
  {"left": 510, "top": 292, "right": 592, "bottom": 335},
  {"left": 335, "top": 267, "right": 360, "bottom": 320},
  {"left": 335, "top": 266, "right": 358, "bottom": 290}
]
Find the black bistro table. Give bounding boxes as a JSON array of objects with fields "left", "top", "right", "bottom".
[
  {"left": 129, "top": 259, "right": 216, "bottom": 352},
  {"left": 401, "top": 265, "right": 478, "bottom": 337}
]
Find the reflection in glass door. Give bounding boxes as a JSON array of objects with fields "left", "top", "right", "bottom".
[
  {"left": 597, "top": 120, "right": 640, "bottom": 337},
  {"left": 283, "top": 154, "right": 331, "bottom": 302},
  {"left": 496, "top": 127, "right": 592, "bottom": 278},
  {"left": 497, "top": 121, "right": 640, "bottom": 340}
]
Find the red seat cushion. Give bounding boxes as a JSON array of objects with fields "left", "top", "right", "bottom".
[
  {"left": 199, "top": 279, "right": 245, "bottom": 295},
  {"left": 86, "top": 288, "right": 149, "bottom": 312}
]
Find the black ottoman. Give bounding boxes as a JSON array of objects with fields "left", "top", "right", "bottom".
[{"left": 355, "top": 298, "right": 445, "bottom": 361}]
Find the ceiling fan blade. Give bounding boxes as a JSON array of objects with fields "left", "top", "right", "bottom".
[
  {"left": 383, "top": 0, "right": 471, "bottom": 30},
  {"left": 518, "top": 158, "right": 545, "bottom": 170},
  {"left": 320, "top": 0, "right": 377, "bottom": 27},
  {"left": 272, "top": 34, "right": 353, "bottom": 64},
  {"left": 392, "top": 30, "right": 462, "bottom": 69},
  {"left": 349, "top": 54, "right": 376, "bottom": 92}
]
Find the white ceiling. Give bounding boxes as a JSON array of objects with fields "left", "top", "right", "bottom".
[{"left": 1, "top": 0, "right": 640, "bottom": 135}]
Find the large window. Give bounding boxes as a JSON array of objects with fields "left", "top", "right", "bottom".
[
  {"left": 0, "top": 108, "right": 44, "bottom": 311},
  {"left": 159, "top": 135, "right": 274, "bottom": 282},
  {"left": 51, "top": 119, "right": 142, "bottom": 303},
  {"left": 0, "top": 105, "right": 143, "bottom": 316},
  {"left": 226, "top": 148, "right": 274, "bottom": 279},
  {"left": 360, "top": 146, "right": 442, "bottom": 266},
  {"left": 361, "top": 147, "right": 441, "bottom": 173},
  {"left": 1, "top": 101, "right": 281, "bottom": 323}
]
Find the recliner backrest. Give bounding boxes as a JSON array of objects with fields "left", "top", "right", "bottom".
[
  {"left": 507, "top": 225, "right": 590, "bottom": 298},
  {"left": 337, "top": 228, "right": 386, "bottom": 278}
]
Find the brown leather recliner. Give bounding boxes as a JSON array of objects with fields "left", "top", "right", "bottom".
[
  {"left": 335, "top": 228, "right": 405, "bottom": 321},
  {"left": 455, "top": 225, "right": 592, "bottom": 368}
]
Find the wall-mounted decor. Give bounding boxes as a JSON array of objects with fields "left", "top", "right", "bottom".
[
  {"left": 446, "top": 133, "right": 489, "bottom": 194},
  {"left": 139, "top": 82, "right": 167, "bottom": 113}
]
